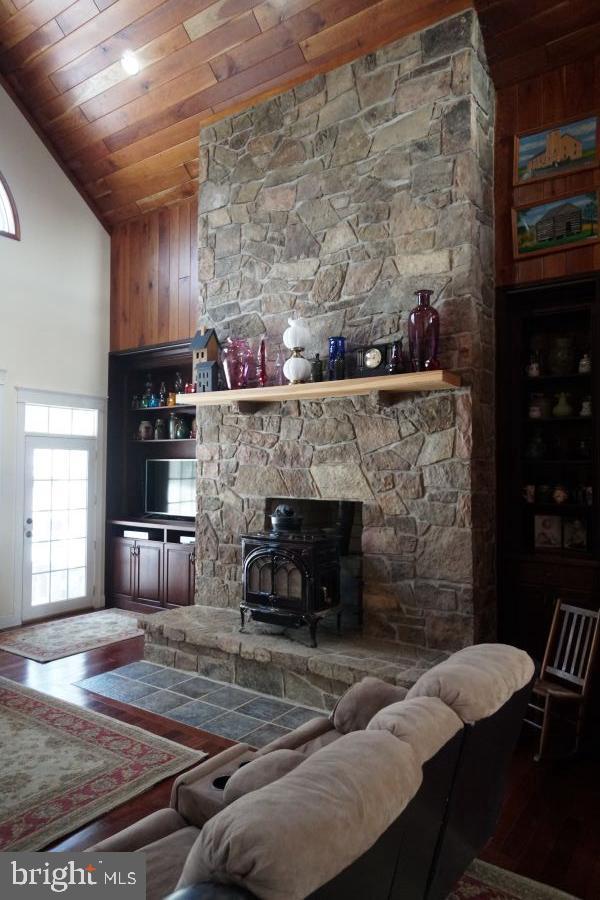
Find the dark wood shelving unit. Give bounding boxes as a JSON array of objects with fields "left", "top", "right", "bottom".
[
  {"left": 106, "top": 340, "right": 196, "bottom": 613},
  {"left": 497, "top": 275, "right": 600, "bottom": 661},
  {"left": 128, "top": 405, "right": 196, "bottom": 414}
]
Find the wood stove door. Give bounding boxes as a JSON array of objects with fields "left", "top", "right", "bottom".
[{"left": 244, "top": 549, "right": 306, "bottom": 612}]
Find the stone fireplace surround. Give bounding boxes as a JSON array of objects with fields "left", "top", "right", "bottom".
[{"left": 143, "top": 9, "right": 496, "bottom": 700}]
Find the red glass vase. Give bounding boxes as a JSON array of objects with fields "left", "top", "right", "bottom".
[
  {"left": 222, "top": 339, "right": 252, "bottom": 389},
  {"left": 408, "top": 289, "right": 440, "bottom": 372}
]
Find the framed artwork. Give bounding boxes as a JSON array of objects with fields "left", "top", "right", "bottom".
[
  {"left": 514, "top": 116, "right": 598, "bottom": 185},
  {"left": 534, "top": 515, "right": 561, "bottom": 550},
  {"left": 512, "top": 191, "right": 599, "bottom": 259},
  {"left": 563, "top": 517, "right": 588, "bottom": 551}
]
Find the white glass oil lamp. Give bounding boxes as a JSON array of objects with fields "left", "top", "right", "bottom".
[{"left": 282, "top": 317, "right": 311, "bottom": 384}]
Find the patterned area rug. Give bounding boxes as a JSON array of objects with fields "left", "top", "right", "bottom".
[
  {"left": 455, "top": 860, "right": 579, "bottom": 899},
  {"left": 0, "top": 609, "right": 143, "bottom": 661},
  {"left": 0, "top": 677, "right": 206, "bottom": 850}
]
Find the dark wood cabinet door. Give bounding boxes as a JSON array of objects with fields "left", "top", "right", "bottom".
[
  {"left": 136, "top": 540, "right": 163, "bottom": 605},
  {"left": 110, "top": 538, "right": 135, "bottom": 599},
  {"left": 163, "top": 544, "right": 195, "bottom": 607}
]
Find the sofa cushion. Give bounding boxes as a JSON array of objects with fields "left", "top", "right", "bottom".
[
  {"left": 367, "top": 697, "right": 463, "bottom": 765},
  {"left": 143, "top": 826, "right": 200, "bottom": 900},
  {"left": 331, "top": 677, "right": 408, "bottom": 734},
  {"left": 406, "top": 644, "right": 535, "bottom": 724},
  {"left": 255, "top": 716, "right": 332, "bottom": 756},
  {"left": 223, "top": 749, "right": 306, "bottom": 804},
  {"left": 295, "top": 727, "right": 341, "bottom": 755},
  {"left": 176, "top": 731, "right": 422, "bottom": 900},
  {"left": 88, "top": 808, "right": 188, "bottom": 853}
]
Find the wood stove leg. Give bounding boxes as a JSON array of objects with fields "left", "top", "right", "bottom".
[
  {"left": 239, "top": 607, "right": 247, "bottom": 633},
  {"left": 336, "top": 612, "right": 342, "bottom": 635},
  {"left": 309, "top": 620, "right": 318, "bottom": 649}
]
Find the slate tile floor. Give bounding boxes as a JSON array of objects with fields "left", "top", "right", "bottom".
[{"left": 76, "top": 661, "right": 321, "bottom": 748}]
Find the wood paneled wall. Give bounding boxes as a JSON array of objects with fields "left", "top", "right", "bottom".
[
  {"left": 110, "top": 196, "right": 198, "bottom": 350},
  {"left": 495, "top": 52, "right": 600, "bottom": 287}
]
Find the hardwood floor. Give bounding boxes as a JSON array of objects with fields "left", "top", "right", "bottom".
[
  {"left": 0, "top": 636, "right": 233, "bottom": 851},
  {"left": 481, "top": 733, "right": 600, "bottom": 900},
  {"left": 1, "top": 632, "right": 599, "bottom": 897}
]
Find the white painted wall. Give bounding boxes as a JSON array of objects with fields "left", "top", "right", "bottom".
[{"left": 0, "top": 86, "right": 110, "bottom": 626}]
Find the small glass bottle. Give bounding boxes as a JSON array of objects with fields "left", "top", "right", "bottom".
[
  {"left": 168, "top": 413, "right": 178, "bottom": 441},
  {"left": 274, "top": 351, "right": 285, "bottom": 386},
  {"left": 174, "top": 371, "right": 184, "bottom": 394},
  {"left": 328, "top": 336, "right": 346, "bottom": 380},
  {"left": 386, "top": 339, "right": 403, "bottom": 375},
  {"left": 256, "top": 337, "right": 268, "bottom": 387},
  {"left": 142, "top": 373, "right": 153, "bottom": 408},
  {"left": 311, "top": 353, "right": 323, "bottom": 382},
  {"left": 408, "top": 289, "right": 440, "bottom": 371},
  {"left": 158, "top": 381, "right": 167, "bottom": 406}
]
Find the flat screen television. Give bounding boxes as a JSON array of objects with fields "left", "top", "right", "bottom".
[{"left": 145, "top": 459, "right": 196, "bottom": 518}]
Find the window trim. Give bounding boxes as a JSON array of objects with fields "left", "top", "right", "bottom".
[{"left": 0, "top": 170, "right": 20, "bottom": 241}]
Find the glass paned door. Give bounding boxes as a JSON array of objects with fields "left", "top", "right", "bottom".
[{"left": 22, "top": 435, "right": 96, "bottom": 621}]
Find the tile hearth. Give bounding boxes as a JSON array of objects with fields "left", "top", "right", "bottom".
[
  {"left": 77, "top": 662, "right": 319, "bottom": 748},
  {"left": 140, "top": 606, "right": 446, "bottom": 711}
]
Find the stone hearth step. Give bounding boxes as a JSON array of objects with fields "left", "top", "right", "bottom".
[{"left": 139, "top": 606, "right": 447, "bottom": 711}]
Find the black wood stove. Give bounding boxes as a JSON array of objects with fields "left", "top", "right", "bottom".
[{"left": 240, "top": 505, "right": 341, "bottom": 647}]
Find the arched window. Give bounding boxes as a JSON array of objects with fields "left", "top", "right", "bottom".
[{"left": 0, "top": 171, "right": 20, "bottom": 240}]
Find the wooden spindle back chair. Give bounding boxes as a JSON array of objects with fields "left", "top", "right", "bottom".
[{"left": 525, "top": 599, "right": 600, "bottom": 761}]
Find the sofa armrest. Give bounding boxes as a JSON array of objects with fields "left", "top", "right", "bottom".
[
  {"left": 87, "top": 808, "right": 187, "bottom": 852},
  {"left": 256, "top": 716, "right": 332, "bottom": 755},
  {"left": 166, "top": 883, "right": 258, "bottom": 900},
  {"left": 170, "top": 744, "right": 254, "bottom": 809}
]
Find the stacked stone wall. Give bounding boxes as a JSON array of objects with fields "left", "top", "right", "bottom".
[{"left": 195, "top": 10, "right": 495, "bottom": 650}]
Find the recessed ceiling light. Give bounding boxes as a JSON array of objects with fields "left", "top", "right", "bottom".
[{"left": 121, "top": 50, "right": 140, "bottom": 76}]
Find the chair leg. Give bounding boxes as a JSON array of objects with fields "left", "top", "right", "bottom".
[{"left": 535, "top": 694, "right": 552, "bottom": 762}]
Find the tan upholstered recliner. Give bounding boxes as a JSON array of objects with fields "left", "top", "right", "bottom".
[{"left": 89, "top": 644, "right": 534, "bottom": 900}]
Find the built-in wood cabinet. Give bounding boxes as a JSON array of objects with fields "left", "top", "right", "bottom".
[
  {"left": 109, "top": 529, "right": 195, "bottom": 611},
  {"left": 111, "top": 537, "right": 136, "bottom": 600},
  {"left": 105, "top": 341, "right": 197, "bottom": 611},
  {"left": 497, "top": 275, "right": 600, "bottom": 660},
  {"left": 136, "top": 540, "right": 164, "bottom": 606},
  {"left": 163, "top": 544, "right": 196, "bottom": 607}
]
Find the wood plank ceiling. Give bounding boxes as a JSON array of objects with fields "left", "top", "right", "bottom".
[
  {"left": 475, "top": 0, "right": 600, "bottom": 88},
  {"left": 0, "top": 0, "right": 598, "bottom": 228},
  {"left": 0, "top": 0, "right": 475, "bottom": 226}
]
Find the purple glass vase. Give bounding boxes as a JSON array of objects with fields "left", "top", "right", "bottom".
[
  {"left": 256, "top": 337, "right": 268, "bottom": 387},
  {"left": 408, "top": 289, "right": 440, "bottom": 372},
  {"left": 222, "top": 339, "right": 252, "bottom": 389}
]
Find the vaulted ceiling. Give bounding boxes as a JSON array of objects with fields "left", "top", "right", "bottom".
[{"left": 0, "top": 0, "right": 598, "bottom": 228}]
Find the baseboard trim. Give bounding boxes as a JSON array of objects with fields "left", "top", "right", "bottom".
[{"left": 0, "top": 613, "right": 21, "bottom": 630}]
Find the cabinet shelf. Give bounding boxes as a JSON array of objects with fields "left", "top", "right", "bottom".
[
  {"left": 176, "top": 370, "right": 461, "bottom": 408},
  {"left": 524, "top": 373, "right": 591, "bottom": 385},
  {"left": 525, "top": 417, "right": 592, "bottom": 423},
  {"left": 523, "top": 503, "right": 593, "bottom": 514},
  {"left": 129, "top": 405, "right": 195, "bottom": 413},
  {"left": 131, "top": 438, "right": 195, "bottom": 444},
  {"left": 523, "top": 458, "right": 593, "bottom": 464}
]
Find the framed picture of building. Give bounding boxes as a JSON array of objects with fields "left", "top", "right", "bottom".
[
  {"left": 512, "top": 191, "right": 599, "bottom": 259},
  {"left": 514, "top": 116, "right": 598, "bottom": 185}
]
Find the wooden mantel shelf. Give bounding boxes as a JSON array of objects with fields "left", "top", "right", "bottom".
[{"left": 176, "top": 370, "right": 461, "bottom": 408}]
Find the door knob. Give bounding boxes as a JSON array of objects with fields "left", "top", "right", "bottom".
[
  {"left": 26, "top": 517, "right": 33, "bottom": 525},
  {"left": 25, "top": 530, "right": 32, "bottom": 538}
]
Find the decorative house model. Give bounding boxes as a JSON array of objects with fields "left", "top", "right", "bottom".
[{"left": 192, "top": 327, "right": 220, "bottom": 392}]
